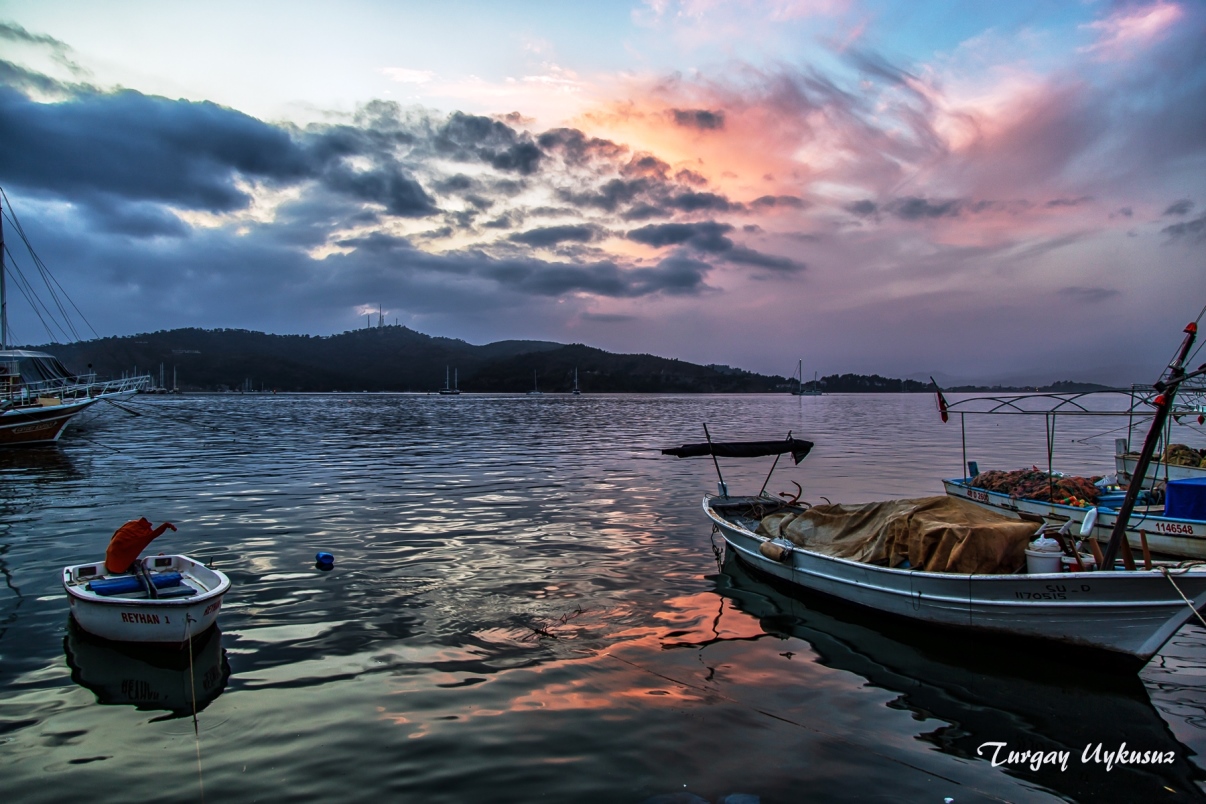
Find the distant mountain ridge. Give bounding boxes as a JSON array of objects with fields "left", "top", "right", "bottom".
[
  {"left": 32, "top": 326, "right": 787, "bottom": 393},
  {"left": 27, "top": 327, "right": 1113, "bottom": 394}
]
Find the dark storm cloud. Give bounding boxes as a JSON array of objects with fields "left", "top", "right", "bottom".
[
  {"left": 1162, "top": 213, "right": 1206, "bottom": 242},
  {"left": 751, "top": 195, "right": 807, "bottom": 210},
  {"left": 665, "top": 190, "right": 739, "bottom": 213},
  {"left": 557, "top": 178, "right": 653, "bottom": 212},
  {"left": 622, "top": 154, "right": 671, "bottom": 180},
  {"left": 670, "top": 108, "right": 726, "bottom": 130},
  {"left": 0, "top": 86, "right": 308, "bottom": 211},
  {"left": 508, "top": 224, "right": 604, "bottom": 247},
  {"left": 78, "top": 199, "right": 190, "bottom": 238},
  {"left": 537, "top": 127, "right": 626, "bottom": 165},
  {"left": 435, "top": 111, "right": 544, "bottom": 175},
  {"left": 0, "top": 58, "right": 79, "bottom": 95},
  {"left": 888, "top": 196, "right": 962, "bottom": 220},
  {"left": 847, "top": 199, "right": 878, "bottom": 217},
  {"left": 334, "top": 232, "right": 414, "bottom": 253},
  {"left": 726, "top": 247, "right": 803, "bottom": 273},
  {"left": 320, "top": 161, "right": 436, "bottom": 217},
  {"left": 625, "top": 221, "right": 798, "bottom": 272},
  {"left": 626, "top": 221, "right": 734, "bottom": 252},
  {"left": 1164, "top": 199, "right": 1195, "bottom": 216},
  {"left": 468, "top": 253, "right": 708, "bottom": 297},
  {"left": 1044, "top": 196, "right": 1092, "bottom": 208}
]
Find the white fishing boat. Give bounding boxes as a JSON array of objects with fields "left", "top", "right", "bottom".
[
  {"left": 934, "top": 321, "right": 1206, "bottom": 559},
  {"left": 942, "top": 476, "right": 1206, "bottom": 559},
  {"left": 62, "top": 554, "right": 230, "bottom": 644},
  {"left": 665, "top": 433, "right": 1206, "bottom": 668},
  {"left": 1116, "top": 438, "right": 1205, "bottom": 484}
]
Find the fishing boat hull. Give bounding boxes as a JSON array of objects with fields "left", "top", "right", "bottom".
[
  {"left": 62, "top": 554, "right": 230, "bottom": 644},
  {"left": 706, "top": 494, "right": 1206, "bottom": 663},
  {"left": 943, "top": 478, "right": 1206, "bottom": 559},
  {"left": 1116, "top": 452, "right": 1206, "bottom": 483},
  {"left": 0, "top": 396, "right": 99, "bottom": 445}
]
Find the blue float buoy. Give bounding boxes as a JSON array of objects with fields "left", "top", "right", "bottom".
[{"left": 315, "top": 551, "right": 334, "bottom": 571}]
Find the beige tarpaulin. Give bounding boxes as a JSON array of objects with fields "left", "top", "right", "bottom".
[{"left": 755, "top": 496, "right": 1037, "bottom": 574}]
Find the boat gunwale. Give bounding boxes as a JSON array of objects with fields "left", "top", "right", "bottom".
[
  {"left": 704, "top": 493, "right": 1206, "bottom": 585},
  {"left": 62, "top": 555, "right": 230, "bottom": 607}
]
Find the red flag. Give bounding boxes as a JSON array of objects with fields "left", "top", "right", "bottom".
[{"left": 930, "top": 377, "right": 949, "bottom": 423}]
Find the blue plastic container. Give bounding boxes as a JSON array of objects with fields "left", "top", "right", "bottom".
[
  {"left": 315, "top": 551, "right": 334, "bottom": 570},
  {"left": 1165, "top": 478, "right": 1206, "bottom": 521}
]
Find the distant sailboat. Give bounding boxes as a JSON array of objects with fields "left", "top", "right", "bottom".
[
  {"left": 791, "top": 360, "right": 822, "bottom": 396},
  {"left": 527, "top": 370, "right": 543, "bottom": 396},
  {"left": 439, "top": 366, "right": 461, "bottom": 395},
  {"left": 572, "top": 367, "right": 581, "bottom": 396}
]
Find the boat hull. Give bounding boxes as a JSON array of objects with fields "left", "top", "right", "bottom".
[
  {"left": 1116, "top": 453, "right": 1206, "bottom": 483},
  {"left": 706, "top": 495, "right": 1206, "bottom": 663},
  {"left": 0, "top": 397, "right": 98, "bottom": 445},
  {"left": 63, "top": 555, "right": 230, "bottom": 644},
  {"left": 943, "top": 477, "right": 1206, "bottom": 560}
]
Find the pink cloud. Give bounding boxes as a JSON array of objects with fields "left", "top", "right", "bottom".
[{"left": 1080, "top": 1, "right": 1183, "bottom": 60}]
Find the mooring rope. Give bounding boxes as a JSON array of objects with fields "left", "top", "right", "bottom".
[
  {"left": 186, "top": 613, "right": 206, "bottom": 803},
  {"left": 1160, "top": 565, "right": 1206, "bottom": 630}
]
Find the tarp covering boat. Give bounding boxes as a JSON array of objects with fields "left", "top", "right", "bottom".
[
  {"left": 661, "top": 437, "right": 814, "bottom": 464},
  {"left": 754, "top": 495, "right": 1037, "bottom": 573}
]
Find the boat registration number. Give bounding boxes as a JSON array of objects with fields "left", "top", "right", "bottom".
[
  {"left": 1155, "top": 522, "right": 1197, "bottom": 535},
  {"left": 1015, "top": 584, "right": 1092, "bottom": 601},
  {"left": 967, "top": 489, "right": 990, "bottom": 503},
  {"left": 204, "top": 600, "right": 221, "bottom": 616}
]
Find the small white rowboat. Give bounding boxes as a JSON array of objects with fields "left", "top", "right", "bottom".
[{"left": 62, "top": 554, "right": 230, "bottom": 644}]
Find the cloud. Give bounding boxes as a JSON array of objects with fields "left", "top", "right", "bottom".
[
  {"left": 670, "top": 108, "right": 725, "bottom": 130},
  {"left": 1164, "top": 199, "right": 1195, "bottom": 216},
  {"left": 626, "top": 221, "right": 734, "bottom": 251},
  {"left": 1081, "top": 1, "right": 1183, "bottom": 61},
  {"left": 0, "top": 85, "right": 315, "bottom": 216},
  {"left": 508, "top": 224, "right": 605, "bottom": 247},
  {"left": 1162, "top": 213, "right": 1206, "bottom": 242},
  {"left": 887, "top": 197, "right": 963, "bottom": 220}
]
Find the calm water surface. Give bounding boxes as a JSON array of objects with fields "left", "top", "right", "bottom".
[{"left": 2, "top": 393, "right": 1205, "bottom": 803}]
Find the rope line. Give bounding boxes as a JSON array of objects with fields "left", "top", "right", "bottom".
[{"left": 1160, "top": 566, "right": 1206, "bottom": 630}]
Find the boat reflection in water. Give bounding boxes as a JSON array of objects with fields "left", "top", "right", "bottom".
[
  {"left": 64, "top": 620, "right": 231, "bottom": 718},
  {"left": 709, "top": 552, "right": 1206, "bottom": 801}
]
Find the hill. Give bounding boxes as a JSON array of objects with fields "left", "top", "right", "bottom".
[{"left": 32, "top": 326, "right": 789, "bottom": 393}]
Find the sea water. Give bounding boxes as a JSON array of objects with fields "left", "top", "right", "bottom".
[{"left": 1, "top": 392, "right": 1204, "bottom": 803}]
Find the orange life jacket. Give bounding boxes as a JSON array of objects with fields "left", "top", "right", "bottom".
[{"left": 105, "top": 517, "right": 168, "bottom": 573}]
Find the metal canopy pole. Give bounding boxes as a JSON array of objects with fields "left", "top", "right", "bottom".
[{"left": 702, "top": 423, "right": 728, "bottom": 496}]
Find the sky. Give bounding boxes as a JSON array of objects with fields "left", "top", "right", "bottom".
[{"left": 0, "top": 0, "right": 1203, "bottom": 386}]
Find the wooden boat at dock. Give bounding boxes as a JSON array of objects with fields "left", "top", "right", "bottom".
[{"left": 62, "top": 554, "right": 230, "bottom": 644}]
